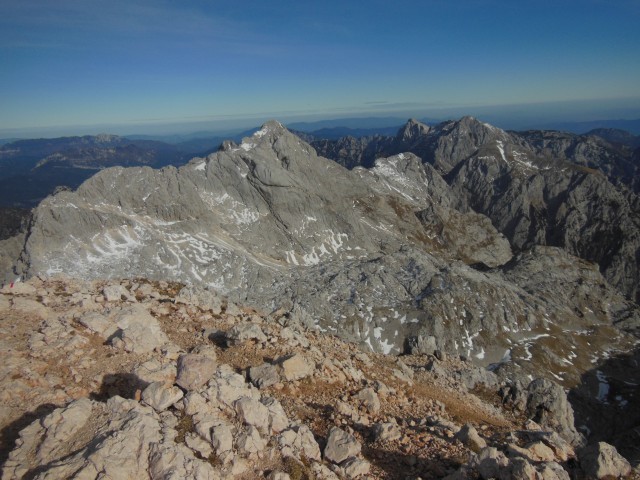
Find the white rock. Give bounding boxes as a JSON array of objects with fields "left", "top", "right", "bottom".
[
  {"left": 103, "top": 284, "right": 131, "bottom": 302},
  {"left": 142, "top": 381, "right": 184, "bottom": 412},
  {"left": 355, "top": 387, "right": 380, "bottom": 414},
  {"left": 580, "top": 442, "right": 632, "bottom": 480},
  {"left": 236, "top": 425, "right": 266, "bottom": 453},
  {"left": 280, "top": 354, "right": 314, "bottom": 381},
  {"left": 112, "top": 305, "right": 168, "bottom": 354},
  {"left": 235, "top": 396, "right": 270, "bottom": 434},
  {"left": 226, "top": 323, "right": 267, "bottom": 346},
  {"left": 342, "top": 457, "right": 371, "bottom": 478},
  {"left": 324, "top": 426, "right": 361, "bottom": 464},
  {"left": 176, "top": 354, "right": 217, "bottom": 390},
  {"left": 373, "top": 422, "right": 401, "bottom": 442},
  {"left": 211, "top": 423, "right": 234, "bottom": 454}
]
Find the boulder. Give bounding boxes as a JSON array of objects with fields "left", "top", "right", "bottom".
[
  {"left": 373, "top": 422, "right": 402, "bottom": 442},
  {"left": 141, "top": 381, "right": 184, "bottom": 412},
  {"left": 103, "top": 284, "right": 132, "bottom": 302},
  {"left": 226, "top": 323, "right": 267, "bottom": 346},
  {"left": 235, "top": 396, "right": 270, "bottom": 434},
  {"left": 455, "top": 424, "right": 487, "bottom": 453},
  {"left": 341, "top": 457, "right": 371, "bottom": 478},
  {"left": 324, "top": 426, "right": 361, "bottom": 464},
  {"left": 538, "top": 462, "right": 570, "bottom": 480},
  {"left": 278, "top": 425, "right": 322, "bottom": 461},
  {"left": 579, "top": 442, "right": 632, "bottom": 479},
  {"left": 249, "top": 363, "right": 280, "bottom": 388},
  {"left": 525, "top": 378, "right": 583, "bottom": 446},
  {"left": 175, "top": 285, "right": 223, "bottom": 314},
  {"left": 355, "top": 387, "right": 380, "bottom": 414},
  {"left": 77, "top": 311, "right": 118, "bottom": 339},
  {"left": 236, "top": 425, "right": 266, "bottom": 453},
  {"left": 211, "top": 423, "right": 234, "bottom": 454},
  {"left": 473, "top": 447, "right": 510, "bottom": 480},
  {"left": 280, "top": 354, "right": 314, "bottom": 381},
  {"left": 112, "top": 305, "right": 168, "bottom": 354},
  {"left": 176, "top": 354, "right": 217, "bottom": 390}
]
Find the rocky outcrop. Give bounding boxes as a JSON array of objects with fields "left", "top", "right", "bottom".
[
  {"left": 579, "top": 442, "right": 632, "bottom": 479},
  {"left": 1, "top": 276, "right": 638, "bottom": 479}
]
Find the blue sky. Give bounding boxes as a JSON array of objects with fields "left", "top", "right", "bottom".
[{"left": 1, "top": 0, "right": 639, "bottom": 136}]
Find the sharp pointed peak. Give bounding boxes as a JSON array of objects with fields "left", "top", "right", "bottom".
[{"left": 397, "top": 118, "right": 430, "bottom": 142}]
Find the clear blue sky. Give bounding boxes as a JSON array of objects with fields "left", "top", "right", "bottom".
[{"left": 1, "top": 0, "right": 639, "bottom": 136}]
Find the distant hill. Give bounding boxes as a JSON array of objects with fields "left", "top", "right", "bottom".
[
  {"left": 584, "top": 128, "right": 640, "bottom": 148},
  {"left": 534, "top": 118, "right": 640, "bottom": 135},
  {"left": 0, "top": 134, "right": 199, "bottom": 208}
]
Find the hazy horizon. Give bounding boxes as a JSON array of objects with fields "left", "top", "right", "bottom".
[
  {"left": 2, "top": 96, "right": 640, "bottom": 139},
  {"left": 2, "top": 1, "right": 639, "bottom": 138}
]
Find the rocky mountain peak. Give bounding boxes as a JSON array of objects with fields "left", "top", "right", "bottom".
[{"left": 396, "top": 118, "right": 430, "bottom": 144}]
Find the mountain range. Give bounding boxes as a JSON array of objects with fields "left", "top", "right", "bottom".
[{"left": 2, "top": 116, "right": 640, "bottom": 466}]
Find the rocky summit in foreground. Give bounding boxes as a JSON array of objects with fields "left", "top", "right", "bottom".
[{"left": 1, "top": 276, "right": 636, "bottom": 479}]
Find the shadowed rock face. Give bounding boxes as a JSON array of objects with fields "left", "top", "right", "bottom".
[{"left": 13, "top": 119, "right": 640, "bottom": 388}]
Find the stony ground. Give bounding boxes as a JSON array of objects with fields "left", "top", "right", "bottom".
[{"left": 0, "top": 276, "right": 637, "bottom": 479}]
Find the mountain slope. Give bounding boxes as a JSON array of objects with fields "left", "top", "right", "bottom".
[{"left": 11, "top": 121, "right": 639, "bottom": 395}]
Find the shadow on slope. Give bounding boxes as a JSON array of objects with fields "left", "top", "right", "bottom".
[{"left": 569, "top": 346, "right": 640, "bottom": 467}]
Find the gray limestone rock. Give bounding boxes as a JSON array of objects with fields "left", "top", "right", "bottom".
[
  {"left": 3, "top": 396, "right": 162, "bottom": 480},
  {"left": 249, "top": 363, "right": 280, "bottom": 388},
  {"left": 112, "top": 304, "right": 168, "bottom": 354},
  {"left": 537, "top": 462, "right": 570, "bottom": 480},
  {"left": 526, "top": 378, "right": 584, "bottom": 447},
  {"left": 280, "top": 354, "right": 314, "bottom": 381},
  {"left": 226, "top": 323, "right": 267, "bottom": 346},
  {"left": 579, "top": 442, "right": 632, "bottom": 480},
  {"left": 473, "top": 446, "right": 510, "bottom": 480},
  {"left": 341, "top": 457, "right": 371, "bottom": 478},
  {"left": 261, "top": 396, "right": 290, "bottom": 433},
  {"left": 235, "top": 396, "right": 270, "bottom": 434},
  {"left": 175, "top": 285, "right": 223, "bottom": 314},
  {"left": 211, "top": 423, "right": 234, "bottom": 454},
  {"left": 355, "top": 387, "right": 380, "bottom": 414},
  {"left": 278, "top": 425, "right": 322, "bottom": 461},
  {"left": 236, "top": 425, "right": 266, "bottom": 453},
  {"left": 373, "top": 422, "right": 401, "bottom": 442},
  {"left": 324, "top": 426, "right": 361, "bottom": 464},
  {"left": 176, "top": 353, "right": 217, "bottom": 391},
  {"left": 103, "top": 284, "right": 132, "bottom": 302},
  {"left": 142, "top": 381, "right": 184, "bottom": 412},
  {"left": 455, "top": 424, "right": 487, "bottom": 453},
  {"left": 149, "top": 442, "right": 221, "bottom": 480}
]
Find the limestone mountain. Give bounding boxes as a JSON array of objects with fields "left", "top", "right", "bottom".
[
  {"left": 313, "top": 117, "right": 640, "bottom": 303},
  {"left": 9, "top": 120, "right": 639, "bottom": 399}
]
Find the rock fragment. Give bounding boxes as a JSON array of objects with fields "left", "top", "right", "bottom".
[
  {"left": 324, "top": 426, "right": 361, "bottom": 464},
  {"left": 226, "top": 323, "right": 267, "bottom": 346},
  {"left": 579, "top": 442, "right": 632, "bottom": 480},
  {"left": 176, "top": 353, "right": 217, "bottom": 390},
  {"left": 455, "top": 423, "right": 487, "bottom": 453},
  {"left": 141, "top": 381, "right": 184, "bottom": 412},
  {"left": 280, "top": 354, "right": 314, "bottom": 381}
]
